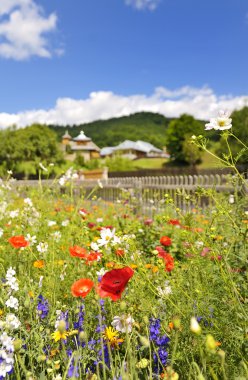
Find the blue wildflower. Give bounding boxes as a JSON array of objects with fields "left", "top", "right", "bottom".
[{"left": 37, "top": 295, "right": 49, "bottom": 319}]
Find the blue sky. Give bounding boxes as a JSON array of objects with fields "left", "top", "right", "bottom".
[{"left": 0, "top": 0, "right": 248, "bottom": 127}]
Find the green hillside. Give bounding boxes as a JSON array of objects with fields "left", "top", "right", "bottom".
[{"left": 49, "top": 112, "right": 172, "bottom": 149}]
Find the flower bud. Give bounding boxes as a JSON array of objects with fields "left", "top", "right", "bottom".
[
  {"left": 173, "top": 317, "right": 181, "bottom": 329},
  {"left": 120, "top": 301, "right": 126, "bottom": 311},
  {"left": 206, "top": 334, "right": 216, "bottom": 352},
  {"left": 79, "top": 331, "right": 87, "bottom": 343},
  {"left": 57, "top": 320, "right": 66, "bottom": 333},
  {"left": 136, "top": 358, "right": 149, "bottom": 368},
  {"left": 139, "top": 336, "right": 150, "bottom": 347},
  {"left": 190, "top": 317, "right": 201, "bottom": 334},
  {"left": 13, "top": 339, "right": 22, "bottom": 352}
]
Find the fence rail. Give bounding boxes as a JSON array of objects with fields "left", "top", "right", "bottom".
[{"left": 14, "top": 174, "right": 245, "bottom": 213}]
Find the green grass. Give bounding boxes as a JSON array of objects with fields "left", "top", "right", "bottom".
[{"left": 133, "top": 158, "right": 169, "bottom": 169}]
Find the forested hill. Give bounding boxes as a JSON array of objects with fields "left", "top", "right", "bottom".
[{"left": 48, "top": 112, "right": 172, "bottom": 149}]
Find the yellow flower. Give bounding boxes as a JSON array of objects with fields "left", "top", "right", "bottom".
[
  {"left": 33, "top": 260, "right": 45, "bottom": 268},
  {"left": 0, "top": 309, "right": 4, "bottom": 317},
  {"left": 103, "top": 327, "right": 123, "bottom": 348},
  {"left": 56, "top": 260, "right": 65, "bottom": 266},
  {"left": 51, "top": 330, "right": 69, "bottom": 342}
]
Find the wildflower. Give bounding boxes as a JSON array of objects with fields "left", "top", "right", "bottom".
[
  {"left": 8, "top": 235, "right": 29, "bottom": 248},
  {"left": 163, "top": 366, "right": 179, "bottom": 380},
  {"left": 51, "top": 330, "right": 69, "bottom": 342},
  {"left": 36, "top": 242, "right": 48, "bottom": 254},
  {"left": 115, "top": 249, "right": 125, "bottom": 257},
  {"left": 61, "top": 219, "right": 69, "bottom": 227},
  {"left": 144, "top": 218, "right": 153, "bottom": 226},
  {"left": 5, "top": 268, "right": 19, "bottom": 291},
  {"left": 111, "top": 315, "right": 135, "bottom": 333},
  {"left": 84, "top": 251, "right": 102, "bottom": 265},
  {"left": 136, "top": 358, "right": 149, "bottom": 369},
  {"left": 24, "top": 198, "right": 33, "bottom": 207},
  {"left": 90, "top": 242, "right": 99, "bottom": 251},
  {"left": 48, "top": 220, "right": 56, "bottom": 227},
  {"left": 97, "top": 267, "right": 134, "bottom": 301},
  {"left": 9, "top": 210, "right": 19, "bottom": 218},
  {"left": 149, "top": 318, "right": 169, "bottom": 372},
  {"left": 79, "top": 208, "right": 88, "bottom": 217},
  {"left": 160, "top": 236, "right": 172, "bottom": 247},
  {"left": 37, "top": 295, "right": 49, "bottom": 319},
  {"left": 103, "top": 327, "right": 123, "bottom": 348},
  {"left": 69, "top": 246, "right": 87, "bottom": 259},
  {"left": 33, "top": 260, "right": 45, "bottom": 268},
  {"left": 52, "top": 231, "right": 62, "bottom": 242},
  {"left": 96, "top": 268, "right": 107, "bottom": 277},
  {"left": 5, "top": 296, "right": 19, "bottom": 310},
  {"left": 0, "top": 332, "right": 14, "bottom": 351},
  {"left": 25, "top": 234, "right": 37, "bottom": 246},
  {"left": 71, "top": 278, "right": 94, "bottom": 298},
  {"left": 190, "top": 317, "right": 201, "bottom": 334},
  {"left": 205, "top": 110, "right": 232, "bottom": 131},
  {"left": 157, "top": 281, "right": 172, "bottom": 297},
  {"left": 97, "top": 228, "right": 115, "bottom": 247},
  {"left": 5, "top": 314, "right": 21, "bottom": 330},
  {"left": 168, "top": 219, "right": 181, "bottom": 227}
]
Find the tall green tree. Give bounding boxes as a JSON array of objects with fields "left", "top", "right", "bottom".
[
  {"left": 165, "top": 114, "right": 204, "bottom": 164},
  {"left": 0, "top": 124, "right": 64, "bottom": 176}
]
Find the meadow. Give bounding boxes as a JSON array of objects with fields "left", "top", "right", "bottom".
[
  {"left": 0, "top": 113, "right": 248, "bottom": 380},
  {"left": 0, "top": 172, "right": 247, "bottom": 380}
]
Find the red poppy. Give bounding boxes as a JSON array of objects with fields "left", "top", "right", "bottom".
[
  {"left": 165, "top": 255, "right": 174, "bottom": 272},
  {"left": 69, "top": 245, "right": 87, "bottom": 258},
  {"left": 71, "top": 278, "right": 94, "bottom": 297},
  {"left": 144, "top": 218, "right": 153, "bottom": 226},
  {"left": 87, "top": 222, "right": 96, "bottom": 229},
  {"left": 168, "top": 219, "right": 181, "bottom": 226},
  {"left": 155, "top": 246, "right": 169, "bottom": 259},
  {"left": 8, "top": 235, "right": 29, "bottom": 248},
  {"left": 97, "top": 267, "right": 134, "bottom": 301},
  {"left": 156, "top": 246, "right": 174, "bottom": 272},
  {"left": 84, "top": 251, "right": 102, "bottom": 265},
  {"left": 160, "top": 236, "right": 172, "bottom": 247},
  {"left": 115, "top": 248, "right": 125, "bottom": 257},
  {"left": 79, "top": 208, "right": 88, "bottom": 218}
]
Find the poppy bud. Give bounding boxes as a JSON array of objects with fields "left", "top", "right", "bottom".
[
  {"left": 58, "top": 320, "right": 66, "bottom": 333},
  {"left": 139, "top": 336, "right": 150, "bottom": 347},
  {"left": 120, "top": 301, "right": 127, "bottom": 310},
  {"left": 206, "top": 334, "right": 216, "bottom": 352},
  {"left": 13, "top": 339, "right": 22, "bottom": 352},
  {"left": 79, "top": 331, "right": 87, "bottom": 343}
]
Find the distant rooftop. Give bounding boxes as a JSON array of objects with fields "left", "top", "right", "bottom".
[
  {"left": 62, "top": 130, "right": 72, "bottom": 139},
  {"left": 100, "top": 139, "right": 165, "bottom": 156},
  {"left": 73, "top": 130, "right": 91, "bottom": 142}
]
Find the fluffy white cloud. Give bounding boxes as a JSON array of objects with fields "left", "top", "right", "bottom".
[
  {"left": 0, "top": 86, "right": 247, "bottom": 128},
  {"left": 125, "top": 0, "right": 161, "bottom": 11},
  {"left": 0, "top": 0, "right": 58, "bottom": 60}
]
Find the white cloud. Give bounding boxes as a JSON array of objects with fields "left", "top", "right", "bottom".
[
  {"left": 0, "top": 0, "right": 58, "bottom": 60},
  {"left": 0, "top": 86, "right": 248, "bottom": 128},
  {"left": 125, "top": 0, "right": 161, "bottom": 11}
]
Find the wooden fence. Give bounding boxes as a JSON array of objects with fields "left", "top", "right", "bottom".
[{"left": 14, "top": 174, "right": 245, "bottom": 213}]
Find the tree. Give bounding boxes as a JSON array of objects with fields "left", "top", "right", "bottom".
[
  {"left": 0, "top": 124, "right": 64, "bottom": 177},
  {"left": 182, "top": 140, "right": 202, "bottom": 167},
  {"left": 165, "top": 114, "right": 204, "bottom": 164}
]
